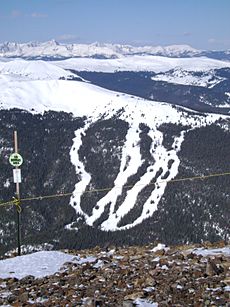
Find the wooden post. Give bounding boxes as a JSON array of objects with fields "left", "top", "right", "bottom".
[{"left": 14, "top": 131, "right": 21, "bottom": 256}]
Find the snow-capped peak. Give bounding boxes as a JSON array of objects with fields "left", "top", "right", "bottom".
[{"left": 0, "top": 41, "right": 201, "bottom": 59}]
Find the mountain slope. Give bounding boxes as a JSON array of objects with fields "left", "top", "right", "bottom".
[
  {"left": 0, "top": 59, "right": 77, "bottom": 81},
  {"left": 2, "top": 57, "right": 230, "bottom": 114},
  {"left": 0, "top": 75, "right": 230, "bottom": 255},
  {"left": 52, "top": 56, "right": 230, "bottom": 114}
]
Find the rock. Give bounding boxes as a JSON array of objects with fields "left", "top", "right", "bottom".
[
  {"left": 159, "top": 258, "right": 168, "bottom": 266},
  {"left": 6, "top": 277, "right": 19, "bottom": 285},
  {"left": 18, "top": 292, "right": 29, "bottom": 303},
  {"left": 20, "top": 275, "right": 35, "bottom": 284},
  {"left": 124, "top": 292, "right": 144, "bottom": 300},
  {"left": 206, "top": 258, "right": 219, "bottom": 276},
  {"left": 187, "top": 252, "right": 196, "bottom": 259},
  {"left": 95, "top": 300, "right": 103, "bottom": 306},
  {"left": 123, "top": 300, "right": 134, "bottom": 307},
  {"left": 214, "top": 240, "right": 226, "bottom": 248},
  {"left": 82, "top": 297, "right": 95, "bottom": 306},
  {"left": 7, "top": 294, "right": 17, "bottom": 303},
  {"left": 193, "top": 269, "right": 203, "bottom": 278},
  {"left": 144, "top": 277, "right": 155, "bottom": 286},
  {"left": 222, "top": 277, "right": 230, "bottom": 286},
  {"left": 203, "top": 241, "right": 213, "bottom": 248},
  {"left": 154, "top": 249, "right": 165, "bottom": 256}
]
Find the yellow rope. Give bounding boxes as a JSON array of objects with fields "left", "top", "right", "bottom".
[
  {"left": 0, "top": 171, "right": 230, "bottom": 209},
  {"left": 12, "top": 197, "right": 22, "bottom": 213},
  {"left": 21, "top": 192, "right": 73, "bottom": 202}
]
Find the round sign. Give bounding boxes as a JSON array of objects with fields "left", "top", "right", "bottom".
[{"left": 9, "top": 153, "right": 23, "bottom": 167}]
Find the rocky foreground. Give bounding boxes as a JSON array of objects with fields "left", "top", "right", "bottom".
[{"left": 0, "top": 242, "right": 229, "bottom": 306}]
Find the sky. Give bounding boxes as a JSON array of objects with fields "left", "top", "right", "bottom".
[{"left": 0, "top": 0, "right": 229, "bottom": 50}]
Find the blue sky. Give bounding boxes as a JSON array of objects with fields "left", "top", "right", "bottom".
[{"left": 0, "top": 0, "right": 229, "bottom": 50}]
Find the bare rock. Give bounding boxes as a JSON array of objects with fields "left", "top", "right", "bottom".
[
  {"left": 18, "top": 292, "right": 29, "bottom": 303},
  {"left": 20, "top": 275, "right": 35, "bottom": 284},
  {"left": 206, "top": 258, "right": 219, "bottom": 276}
]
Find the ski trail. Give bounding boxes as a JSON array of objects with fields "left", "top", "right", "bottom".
[{"left": 86, "top": 123, "right": 142, "bottom": 227}]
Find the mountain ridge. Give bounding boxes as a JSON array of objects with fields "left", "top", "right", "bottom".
[{"left": 1, "top": 40, "right": 230, "bottom": 61}]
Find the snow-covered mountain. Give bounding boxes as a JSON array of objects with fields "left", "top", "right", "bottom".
[
  {"left": 2, "top": 55, "right": 230, "bottom": 92},
  {"left": 0, "top": 56, "right": 230, "bottom": 254},
  {"left": 51, "top": 55, "right": 230, "bottom": 114},
  {"left": 0, "top": 41, "right": 200, "bottom": 59},
  {"left": 0, "top": 59, "right": 77, "bottom": 81},
  {"left": 1, "top": 40, "right": 230, "bottom": 61},
  {"left": 52, "top": 55, "right": 230, "bottom": 73},
  {"left": 0, "top": 76, "right": 223, "bottom": 230},
  {"left": 0, "top": 59, "right": 230, "bottom": 255}
]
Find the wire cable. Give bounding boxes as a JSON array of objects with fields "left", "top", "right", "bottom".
[{"left": 1, "top": 170, "right": 230, "bottom": 209}]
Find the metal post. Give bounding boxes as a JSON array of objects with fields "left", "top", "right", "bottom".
[{"left": 14, "top": 131, "right": 21, "bottom": 256}]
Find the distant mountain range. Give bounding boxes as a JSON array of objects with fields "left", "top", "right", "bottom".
[
  {"left": 1, "top": 56, "right": 230, "bottom": 114},
  {"left": 0, "top": 40, "right": 230, "bottom": 61}
]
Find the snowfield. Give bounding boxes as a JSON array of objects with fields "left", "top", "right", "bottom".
[{"left": 52, "top": 55, "right": 230, "bottom": 73}]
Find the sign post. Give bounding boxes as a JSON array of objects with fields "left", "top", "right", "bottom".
[{"left": 9, "top": 131, "right": 23, "bottom": 256}]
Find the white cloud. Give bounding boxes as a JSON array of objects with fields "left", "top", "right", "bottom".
[
  {"left": 31, "top": 12, "right": 48, "bottom": 18},
  {"left": 56, "top": 34, "right": 78, "bottom": 41}
]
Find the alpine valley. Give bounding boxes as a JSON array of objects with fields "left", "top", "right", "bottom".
[{"left": 0, "top": 41, "right": 230, "bottom": 256}]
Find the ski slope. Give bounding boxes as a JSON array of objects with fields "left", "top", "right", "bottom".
[{"left": 0, "top": 66, "right": 226, "bottom": 230}]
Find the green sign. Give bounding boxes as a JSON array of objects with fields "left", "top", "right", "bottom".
[{"left": 9, "top": 153, "right": 23, "bottom": 167}]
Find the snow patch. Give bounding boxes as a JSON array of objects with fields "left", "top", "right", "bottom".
[
  {"left": 135, "top": 298, "right": 158, "bottom": 306},
  {"left": 0, "top": 251, "right": 96, "bottom": 279},
  {"left": 3, "top": 179, "right": 10, "bottom": 188},
  {"left": 151, "top": 68, "right": 225, "bottom": 87},
  {"left": 192, "top": 247, "right": 230, "bottom": 256},
  {"left": 150, "top": 243, "right": 170, "bottom": 253}
]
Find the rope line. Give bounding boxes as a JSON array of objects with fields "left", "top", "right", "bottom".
[
  {"left": 1, "top": 171, "right": 230, "bottom": 209},
  {"left": 12, "top": 197, "right": 22, "bottom": 213}
]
